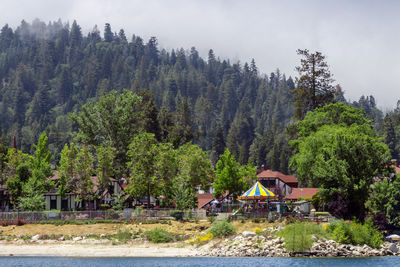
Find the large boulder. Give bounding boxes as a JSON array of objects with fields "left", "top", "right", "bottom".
[
  {"left": 387, "top": 243, "right": 398, "bottom": 253},
  {"left": 31, "top": 235, "right": 40, "bottom": 241}
]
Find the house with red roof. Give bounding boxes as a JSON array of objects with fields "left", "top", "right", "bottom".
[
  {"left": 197, "top": 193, "right": 214, "bottom": 210},
  {"left": 257, "top": 168, "right": 298, "bottom": 198},
  {"left": 284, "top": 188, "right": 318, "bottom": 201}
]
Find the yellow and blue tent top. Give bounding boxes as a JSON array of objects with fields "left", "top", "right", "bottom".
[{"left": 238, "top": 181, "right": 276, "bottom": 200}]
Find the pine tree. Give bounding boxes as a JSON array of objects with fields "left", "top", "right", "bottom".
[
  {"left": 292, "top": 49, "right": 335, "bottom": 120},
  {"left": 104, "top": 23, "right": 113, "bottom": 42}
]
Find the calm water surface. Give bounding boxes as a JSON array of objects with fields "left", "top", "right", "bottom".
[{"left": 0, "top": 257, "right": 399, "bottom": 267}]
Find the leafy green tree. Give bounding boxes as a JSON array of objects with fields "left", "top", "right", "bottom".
[
  {"left": 127, "top": 133, "right": 160, "bottom": 207},
  {"left": 58, "top": 143, "right": 94, "bottom": 205},
  {"left": 290, "top": 103, "right": 391, "bottom": 220},
  {"left": 95, "top": 145, "right": 115, "bottom": 192},
  {"left": 154, "top": 142, "right": 178, "bottom": 207},
  {"left": 292, "top": 49, "right": 335, "bottom": 120},
  {"left": 18, "top": 132, "right": 54, "bottom": 211},
  {"left": 384, "top": 114, "right": 398, "bottom": 159},
  {"left": 74, "top": 146, "right": 94, "bottom": 202},
  {"left": 70, "top": 90, "right": 142, "bottom": 178},
  {"left": 385, "top": 178, "right": 400, "bottom": 227},
  {"left": 174, "top": 143, "right": 214, "bottom": 208},
  {"left": 6, "top": 162, "right": 31, "bottom": 205},
  {"left": 213, "top": 149, "right": 256, "bottom": 200},
  {"left": 58, "top": 143, "right": 78, "bottom": 199},
  {"left": 368, "top": 177, "right": 400, "bottom": 228}
]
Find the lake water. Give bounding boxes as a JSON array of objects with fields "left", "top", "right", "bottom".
[{"left": 0, "top": 257, "right": 399, "bottom": 267}]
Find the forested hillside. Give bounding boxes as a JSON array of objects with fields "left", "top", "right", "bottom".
[
  {"left": 0, "top": 19, "right": 394, "bottom": 172},
  {"left": 0, "top": 20, "right": 296, "bottom": 169}
]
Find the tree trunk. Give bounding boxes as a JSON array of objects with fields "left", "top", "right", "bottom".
[{"left": 147, "top": 182, "right": 151, "bottom": 209}]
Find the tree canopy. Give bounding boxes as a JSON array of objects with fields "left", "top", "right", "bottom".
[
  {"left": 290, "top": 103, "right": 391, "bottom": 220},
  {"left": 213, "top": 149, "right": 256, "bottom": 200}
]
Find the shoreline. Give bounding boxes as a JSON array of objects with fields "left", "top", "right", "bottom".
[
  {"left": 0, "top": 243, "right": 196, "bottom": 258},
  {"left": 0, "top": 240, "right": 398, "bottom": 258}
]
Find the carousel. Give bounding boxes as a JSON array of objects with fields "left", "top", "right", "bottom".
[{"left": 238, "top": 181, "right": 277, "bottom": 213}]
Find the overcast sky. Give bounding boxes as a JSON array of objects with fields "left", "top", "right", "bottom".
[{"left": 1, "top": 0, "right": 399, "bottom": 109}]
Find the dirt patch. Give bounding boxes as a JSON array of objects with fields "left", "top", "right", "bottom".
[{"left": 0, "top": 223, "right": 121, "bottom": 236}]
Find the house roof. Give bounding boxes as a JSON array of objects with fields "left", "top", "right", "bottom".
[
  {"left": 285, "top": 188, "right": 318, "bottom": 200},
  {"left": 197, "top": 193, "right": 214, "bottom": 209},
  {"left": 257, "top": 169, "right": 298, "bottom": 184}
]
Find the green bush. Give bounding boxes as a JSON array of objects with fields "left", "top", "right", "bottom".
[
  {"left": 207, "top": 216, "right": 216, "bottom": 224},
  {"left": 114, "top": 228, "right": 132, "bottom": 243},
  {"left": 170, "top": 210, "right": 184, "bottom": 221},
  {"left": 209, "top": 220, "right": 236, "bottom": 237},
  {"left": 326, "top": 219, "right": 383, "bottom": 248},
  {"left": 144, "top": 228, "right": 173, "bottom": 243},
  {"left": 277, "top": 222, "right": 328, "bottom": 252}
]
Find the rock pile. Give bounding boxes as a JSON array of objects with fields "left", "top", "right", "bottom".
[
  {"left": 196, "top": 232, "right": 400, "bottom": 257},
  {"left": 197, "top": 232, "right": 289, "bottom": 257},
  {"left": 310, "top": 238, "right": 397, "bottom": 257}
]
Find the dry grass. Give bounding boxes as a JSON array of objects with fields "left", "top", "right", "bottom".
[
  {"left": 0, "top": 221, "right": 210, "bottom": 236},
  {"left": 0, "top": 219, "right": 278, "bottom": 237}
]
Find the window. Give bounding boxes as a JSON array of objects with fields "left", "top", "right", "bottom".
[
  {"left": 61, "top": 199, "right": 68, "bottom": 210},
  {"left": 50, "top": 199, "right": 57, "bottom": 210}
]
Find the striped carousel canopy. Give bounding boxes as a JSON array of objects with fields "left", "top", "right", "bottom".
[{"left": 238, "top": 181, "right": 276, "bottom": 200}]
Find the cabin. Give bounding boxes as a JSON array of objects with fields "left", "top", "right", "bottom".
[
  {"left": 44, "top": 170, "right": 124, "bottom": 210},
  {"left": 257, "top": 168, "right": 298, "bottom": 198}
]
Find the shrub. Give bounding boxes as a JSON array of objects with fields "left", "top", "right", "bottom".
[
  {"left": 253, "top": 227, "right": 263, "bottom": 235},
  {"left": 1, "top": 221, "right": 9, "bottom": 227},
  {"left": 144, "top": 228, "right": 173, "bottom": 243},
  {"left": 326, "top": 219, "right": 383, "bottom": 248},
  {"left": 277, "top": 222, "right": 328, "bottom": 252},
  {"left": 189, "top": 233, "right": 214, "bottom": 245},
  {"left": 209, "top": 220, "right": 236, "bottom": 237},
  {"left": 115, "top": 228, "right": 132, "bottom": 243},
  {"left": 15, "top": 219, "right": 25, "bottom": 226},
  {"left": 207, "top": 216, "right": 216, "bottom": 224},
  {"left": 170, "top": 210, "right": 184, "bottom": 221}
]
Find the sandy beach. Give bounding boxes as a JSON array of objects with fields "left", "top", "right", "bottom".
[{"left": 0, "top": 243, "right": 196, "bottom": 257}]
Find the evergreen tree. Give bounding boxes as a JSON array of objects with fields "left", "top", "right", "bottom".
[
  {"left": 104, "top": 23, "right": 113, "bottom": 42},
  {"left": 292, "top": 49, "right": 335, "bottom": 120}
]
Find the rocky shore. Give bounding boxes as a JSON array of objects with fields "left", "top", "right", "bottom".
[
  {"left": 196, "top": 231, "right": 400, "bottom": 257},
  {"left": 0, "top": 230, "right": 399, "bottom": 258}
]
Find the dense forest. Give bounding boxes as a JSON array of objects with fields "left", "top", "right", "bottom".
[{"left": 0, "top": 19, "right": 395, "bottom": 173}]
